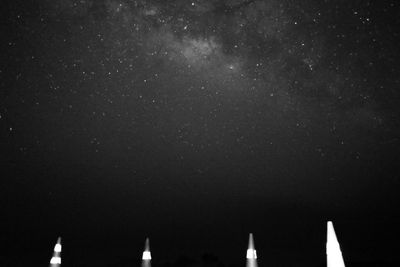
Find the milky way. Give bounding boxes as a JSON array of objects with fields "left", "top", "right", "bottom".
[{"left": 3, "top": 0, "right": 400, "bottom": 205}]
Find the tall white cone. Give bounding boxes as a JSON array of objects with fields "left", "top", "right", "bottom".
[
  {"left": 326, "top": 221, "right": 345, "bottom": 267},
  {"left": 246, "top": 233, "right": 258, "bottom": 267},
  {"left": 49, "top": 237, "right": 62, "bottom": 267},
  {"left": 141, "top": 238, "right": 151, "bottom": 267}
]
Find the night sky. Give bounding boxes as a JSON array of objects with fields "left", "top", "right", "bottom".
[{"left": 2, "top": 0, "right": 400, "bottom": 266}]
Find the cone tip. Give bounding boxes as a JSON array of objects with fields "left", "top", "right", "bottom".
[
  {"left": 247, "top": 233, "right": 255, "bottom": 249},
  {"left": 327, "top": 221, "right": 335, "bottom": 234},
  {"left": 249, "top": 233, "right": 254, "bottom": 240},
  {"left": 144, "top": 237, "right": 150, "bottom": 251}
]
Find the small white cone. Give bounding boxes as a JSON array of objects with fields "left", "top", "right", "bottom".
[
  {"left": 246, "top": 233, "right": 258, "bottom": 267},
  {"left": 49, "top": 237, "right": 62, "bottom": 267},
  {"left": 326, "top": 221, "right": 345, "bottom": 267},
  {"left": 141, "top": 238, "right": 151, "bottom": 267}
]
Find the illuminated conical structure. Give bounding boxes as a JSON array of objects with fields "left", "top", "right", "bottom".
[
  {"left": 246, "top": 233, "right": 258, "bottom": 267},
  {"left": 327, "top": 221, "right": 345, "bottom": 267},
  {"left": 49, "top": 237, "right": 62, "bottom": 267},
  {"left": 141, "top": 238, "right": 152, "bottom": 267}
]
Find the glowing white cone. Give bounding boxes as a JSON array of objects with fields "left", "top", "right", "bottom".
[
  {"left": 327, "top": 221, "right": 345, "bottom": 267},
  {"left": 246, "top": 233, "right": 258, "bottom": 267},
  {"left": 49, "top": 237, "right": 62, "bottom": 267},
  {"left": 141, "top": 238, "right": 151, "bottom": 267}
]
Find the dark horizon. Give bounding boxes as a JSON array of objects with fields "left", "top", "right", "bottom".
[
  {"left": 3, "top": 201, "right": 400, "bottom": 266},
  {"left": 2, "top": 0, "right": 400, "bottom": 266},
  {"left": 3, "top": 222, "right": 400, "bottom": 266}
]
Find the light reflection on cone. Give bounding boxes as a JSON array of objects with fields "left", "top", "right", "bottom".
[
  {"left": 142, "top": 237, "right": 151, "bottom": 267},
  {"left": 49, "top": 237, "right": 62, "bottom": 267},
  {"left": 246, "top": 233, "right": 258, "bottom": 267},
  {"left": 327, "top": 221, "right": 346, "bottom": 267}
]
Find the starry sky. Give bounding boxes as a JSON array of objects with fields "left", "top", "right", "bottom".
[{"left": 2, "top": 0, "right": 400, "bottom": 266}]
